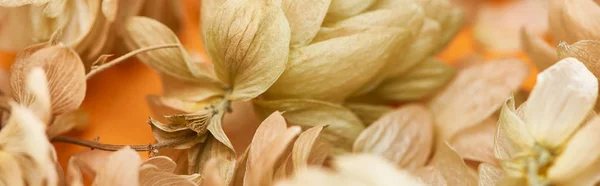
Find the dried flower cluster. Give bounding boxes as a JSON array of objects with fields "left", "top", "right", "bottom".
[{"left": 1, "top": 0, "right": 600, "bottom": 186}]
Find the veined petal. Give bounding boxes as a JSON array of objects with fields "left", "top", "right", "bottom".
[
  {"left": 549, "top": 0, "right": 600, "bottom": 43},
  {"left": 495, "top": 97, "right": 534, "bottom": 160},
  {"left": 93, "top": 147, "right": 141, "bottom": 186},
  {"left": 557, "top": 40, "right": 600, "bottom": 78},
  {"left": 524, "top": 58, "right": 598, "bottom": 148},
  {"left": 428, "top": 59, "right": 528, "bottom": 141},
  {"left": 323, "top": 0, "right": 375, "bottom": 24},
  {"left": 282, "top": 0, "right": 331, "bottom": 48},
  {"left": 206, "top": 0, "right": 290, "bottom": 101},
  {"left": 353, "top": 104, "right": 434, "bottom": 171},
  {"left": 548, "top": 115, "right": 600, "bottom": 183},
  {"left": 478, "top": 163, "right": 504, "bottom": 186},
  {"left": 450, "top": 117, "right": 498, "bottom": 165}
]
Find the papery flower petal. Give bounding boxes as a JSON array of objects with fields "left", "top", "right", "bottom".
[
  {"left": 557, "top": 40, "right": 600, "bottom": 77},
  {"left": 254, "top": 99, "right": 365, "bottom": 152},
  {"left": 282, "top": 0, "right": 330, "bottom": 48},
  {"left": 521, "top": 28, "right": 558, "bottom": 71},
  {"left": 549, "top": 0, "right": 600, "bottom": 43},
  {"left": 292, "top": 125, "right": 329, "bottom": 171},
  {"left": 265, "top": 28, "right": 405, "bottom": 103},
  {"left": 246, "top": 126, "right": 301, "bottom": 186},
  {"left": 495, "top": 97, "right": 533, "bottom": 160},
  {"left": 142, "top": 156, "right": 177, "bottom": 173},
  {"left": 450, "top": 117, "right": 498, "bottom": 165},
  {"left": 428, "top": 59, "right": 528, "bottom": 140},
  {"left": 478, "top": 163, "right": 503, "bottom": 186},
  {"left": 548, "top": 116, "right": 600, "bottom": 183},
  {"left": 430, "top": 143, "right": 478, "bottom": 186},
  {"left": 206, "top": 0, "right": 290, "bottom": 101},
  {"left": 200, "top": 159, "right": 226, "bottom": 186},
  {"left": 93, "top": 146, "right": 141, "bottom": 186},
  {"left": 414, "top": 166, "right": 447, "bottom": 186},
  {"left": 247, "top": 111, "right": 287, "bottom": 176},
  {"left": 353, "top": 104, "right": 433, "bottom": 171},
  {"left": 323, "top": 0, "right": 375, "bottom": 24},
  {"left": 524, "top": 57, "right": 598, "bottom": 148},
  {"left": 345, "top": 103, "right": 393, "bottom": 126}
]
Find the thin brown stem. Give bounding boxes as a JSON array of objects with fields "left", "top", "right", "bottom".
[
  {"left": 85, "top": 43, "right": 180, "bottom": 79},
  {"left": 51, "top": 136, "right": 185, "bottom": 152}
]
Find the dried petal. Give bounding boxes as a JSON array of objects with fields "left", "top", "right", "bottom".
[
  {"left": 345, "top": 103, "right": 392, "bottom": 125},
  {"left": 478, "top": 163, "right": 503, "bottom": 186},
  {"left": 123, "top": 16, "right": 219, "bottom": 83},
  {"left": 142, "top": 156, "right": 177, "bottom": 173},
  {"left": 23, "top": 67, "right": 51, "bottom": 123},
  {"left": 148, "top": 117, "right": 208, "bottom": 149},
  {"left": 524, "top": 58, "right": 598, "bottom": 148},
  {"left": 370, "top": 57, "right": 455, "bottom": 102},
  {"left": 282, "top": 0, "right": 331, "bottom": 48},
  {"left": 450, "top": 117, "right": 498, "bottom": 165},
  {"left": 557, "top": 40, "right": 600, "bottom": 77},
  {"left": 200, "top": 159, "right": 226, "bottom": 186},
  {"left": 548, "top": 116, "right": 600, "bottom": 183},
  {"left": 47, "top": 109, "right": 88, "bottom": 138},
  {"left": 428, "top": 59, "right": 528, "bottom": 140},
  {"left": 247, "top": 126, "right": 301, "bottom": 186},
  {"left": 0, "top": 0, "right": 49, "bottom": 6},
  {"left": 292, "top": 125, "right": 329, "bottom": 171},
  {"left": 66, "top": 157, "right": 84, "bottom": 186},
  {"left": 386, "top": 19, "right": 441, "bottom": 78},
  {"left": 11, "top": 44, "right": 86, "bottom": 115},
  {"left": 415, "top": 166, "right": 447, "bottom": 186},
  {"left": 160, "top": 73, "right": 225, "bottom": 102},
  {"left": 247, "top": 111, "right": 288, "bottom": 176},
  {"left": 254, "top": 99, "right": 365, "bottom": 152},
  {"left": 494, "top": 96, "right": 534, "bottom": 161},
  {"left": 353, "top": 104, "right": 434, "bottom": 171},
  {"left": 430, "top": 143, "right": 478, "bottom": 186},
  {"left": 93, "top": 147, "right": 141, "bottom": 186},
  {"left": 206, "top": 0, "right": 290, "bottom": 101},
  {"left": 521, "top": 28, "right": 557, "bottom": 71},
  {"left": 139, "top": 162, "right": 196, "bottom": 186},
  {"left": 187, "top": 137, "right": 236, "bottom": 183},
  {"left": 324, "top": 0, "right": 375, "bottom": 24},
  {"left": 549, "top": 0, "right": 600, "bottom": 43},
  {"left": 264, "top": 28, "right": 405, "bottom": 103}
]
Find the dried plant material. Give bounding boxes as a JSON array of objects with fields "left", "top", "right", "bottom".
[
  {"left": 246, "top": 111, "right": 288, "bottom": 178},
  {"left": 450, "top": 117, "right": 498, "bottom": 166},
  {"left": 428, "top": 59, "right": 528, "bottom": 141},
  {"left": 187, "top": 136, "right": 236, "bottom": 184},
  {"left": 200, "top": 0, "right": 226, "bottom": 42},
  {"left": 495, "top": 58, "right": 600, "bottom": 185},
  {"left": 478, "top": 163, "right": 503, "bottom": 186},
  {"left": 160, "top": 72, "right": 225, "bottom": 103},
  {"left": 246, "top": 126, "right": 301, "bottom": 186},
  {"left": 324, "top": 0, "right": 375, "bottom": 24},
  {"left": 148, "top": 116, "right": 209, "bottom": 150},
  {"left": 264, "top": 28, "right": 403, "bottom": 103},
  {"left": 282, "top": 0, "right": 331, "bottom": 48},
  {"left": 0, "top": 0, "right": 49, "bottom": 6},
  {"left": 0, "top": 103, "right": 57, "bottom": 186},
  {"left": 139, "top": 157, "right": 197, "bottom": 186},
  {"left": 46, "top": 109, "right": 88, "bottom": 138},
  {"left": 205, "top": 0, "right": 290, "bottom": 101},
  {"left": 429, "top": 143, "right": 478, "bottom": 186},
  {"left": 370, "top": 57, "right": 455, "bottom": 102},
  {"left": 414, "top": 166, "right": 447, "bottom": 186},
  {"left": 93, "top": 147, "right": 141, "bottom": 185},
  {"left": 254, "top": 99, "right": 364, "bottom": 152},
  {"left": 276, "top": 154, "right": 426, "bottom": 186},
  {"left": 474, "top": 0, "right": 548, "bottom": 53},
  {"left": 557, "top": 40, "right": 600, "bottom": 77},
  {"left": 387, "top": 19, "right": 441, "bottom": 78},
  {"left": 10, "top": 43, "right": 86, "bottom": 115},
  {"left": 201, "top": 159, "right": 226, "bottom": 186},
  {"left": 353, "top": 104, "right": 433, "bottom": 171},
  {"left": 124, "top": 16, "right": 219, "bottom": 83},
  {"left": 66, "top": 157, "right": 84, "bottom": 186},
  {"left": 548, "top": 0, "right": 600, "bottom": 44},
  {"left": 291, "top": 125, "right": 328, "bottom": 171},
  {"left": 521, "top": 28, "right": 558, "bottom": 71},
  {"left": 345, "top": 103, "right": 393, "bottom": 125},
  {"left": 525, "top": 58, "right": 597, "bottom": 147}
]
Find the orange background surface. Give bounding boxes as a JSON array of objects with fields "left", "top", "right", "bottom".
[{"left": 0, "top": 0, "right": 536, "bottom": 168}]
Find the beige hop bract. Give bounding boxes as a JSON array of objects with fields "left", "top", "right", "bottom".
[{"left": 494, "top": 58, "right": 600, "bottom": 186}]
